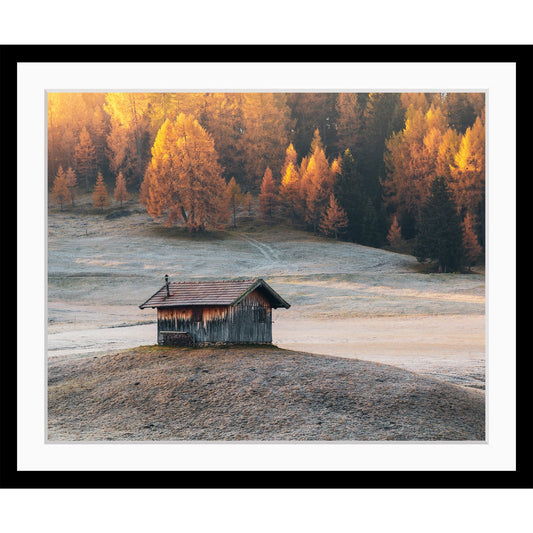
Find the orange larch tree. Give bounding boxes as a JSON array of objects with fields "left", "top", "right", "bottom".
[
  {"left": 462, "top": 212, "right": 483, "bottom": 269},
  {"left": 400, "top": 92, "right": 429, "bottom": 113},
  {"left": 92, "top": 171, "right": 110, "bottom": 210},
  {"left": 113, "top": 171, "right": 130, "bottom": 208},
  {"left": 330, "top": 154, "right": 342, "bottom": 177},
  {"left": 200, "top": 93, "right": 243, "bottom": 182},
  {"left": 258, "top": 167, "right": 278, "bottom": 223},
  {"left": 74, "top": 126, "right": 96, "bottom": 193},
  {"left": 280, "top": 142, "right": 298, "bottom": 179},
  {"left": 301, "top": 130, "right": 335, "bottom": 233},
  {"left": 141, "top": 114, "right": 229, "bottom": 232},
  {"left": 435, "top": 128, "right": 460, "bottom": 180},
  {"left": 52, "top": 165, "right": 71, "bottom": 211},
  {"left": 65, "top": 166, "right": 77, "bottom": 206},
  {"left": 90, "top": 104, "right": 109, "bottom": 176},
  {"left": 319, "top": 194, "right": 349, "bottom": 239},
  {"left": 386, "top": 215, "right": 403, "bottom": 248},
  {"left": 47, "top": 93, "right": 96, "bottom": 189},
  {"left": 237, "top": 93, "right": 292, "bottom": 189},
  {"left": 104, "top": 93, "right": 151, "bottom": 191},
  {"left": 295, "top": 155, "right": 309, "bottom": 217},
  {"left": 450, "top": 116, "right": 485, "bottom": 220},
  {"left": 225, "top": 177, "right": 244, "bottom": 228},
  {"left": 279, "top": 161, "right": 301, "bottom": 225},
  {"left": 383, "top": 102, "right": 460, "bottom": 235}
]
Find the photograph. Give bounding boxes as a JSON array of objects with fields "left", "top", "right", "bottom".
[
  {"left": 46, "top": 90, "right": 487, "bottom": 442},
  {"left": 1, "top": 9, "right": 531, "bottom": 528}
]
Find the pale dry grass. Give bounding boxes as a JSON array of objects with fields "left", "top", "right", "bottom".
[
  {"left": 47, "top": 206, "right": 486, "bottom": 399},
  {"left": 48, "top": 345, "right": 485, "bottom": 441}
]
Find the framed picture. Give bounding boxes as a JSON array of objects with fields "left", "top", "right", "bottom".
[{"left": 2, "top": 45, "right": 531, "bottom": 488}]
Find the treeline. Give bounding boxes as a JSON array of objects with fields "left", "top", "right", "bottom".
[{"left": 48, "top": 92, "right": 485, "bottom": 268}]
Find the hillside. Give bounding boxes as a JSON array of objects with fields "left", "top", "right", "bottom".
[
  {"left": 48, "top": 345, "right": 485, "bottom": 441},
  {"left": 48, "top": 201, "right": 485, "bottom": 390}
]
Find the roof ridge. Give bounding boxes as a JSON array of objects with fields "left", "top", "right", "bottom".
[{"left": 168, "top": 278, "right": 258, "bottom": 285}]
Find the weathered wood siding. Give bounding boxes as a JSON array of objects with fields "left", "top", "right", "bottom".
[{"left": 157, "top": 290, "right": 272, "bottom": 345}]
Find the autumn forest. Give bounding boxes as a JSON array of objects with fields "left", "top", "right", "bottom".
[{"left": 48, "top": 92, "right": 485, "bottom": 272}]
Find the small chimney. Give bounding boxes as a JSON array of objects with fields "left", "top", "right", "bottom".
[{"left": 165, "top": 274, "right": 170, "bottom": 297}]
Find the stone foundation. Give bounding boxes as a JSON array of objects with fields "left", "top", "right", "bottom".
[{"left": 158, "top": 331, "right": 193, "bottom": 346}]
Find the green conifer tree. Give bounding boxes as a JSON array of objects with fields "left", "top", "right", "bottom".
[
  {"left": 335, "top": 149, "right": 362, "bottom": 242},
  {"left": 414, "top": 176, "right": 463, "bottom": 272},
  {"left": 361, "top": 198, "right": 381, "bottom": 247}
]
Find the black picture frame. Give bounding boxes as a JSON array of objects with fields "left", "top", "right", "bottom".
[{"left": 1, "top": 44, "right": 531, "bottom": 489}]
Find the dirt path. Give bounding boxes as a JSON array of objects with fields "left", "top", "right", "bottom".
[{"left": 239, "top": 234, "right": 282, "bottom": 262}]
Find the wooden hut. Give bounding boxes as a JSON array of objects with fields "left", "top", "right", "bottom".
[{"left": 139, "top": 278, "right": 290, "bottom": 346}]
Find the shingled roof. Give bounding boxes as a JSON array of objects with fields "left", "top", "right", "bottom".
[{"left": 139, "top": 279, "right": 290, "bottom": 309}]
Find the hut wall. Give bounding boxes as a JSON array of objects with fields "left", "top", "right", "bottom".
[{"left": 157, "top": 290, "right": 272, "bottom": 345}]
